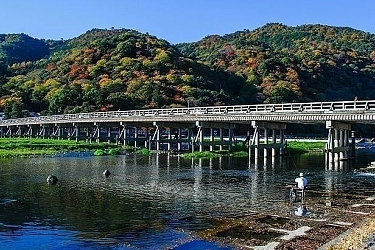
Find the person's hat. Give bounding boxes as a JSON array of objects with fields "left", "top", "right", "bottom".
[{"left": 299, "top": 173, "right": 304, "bottom": 177}]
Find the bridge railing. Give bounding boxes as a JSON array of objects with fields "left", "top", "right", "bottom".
[{"left": 0, "top": 100, "right": 374, "bottom": 126}]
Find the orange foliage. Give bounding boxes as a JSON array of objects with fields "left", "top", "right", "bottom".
[
  {"left": 46, "top": 63, "right": 56, "bottom": 71},
  {"left": 246, "top": 58, "right": 258, "bottom": 69},
  {"left": 68, "top": 64, "right": 87, "bottom": 78}
]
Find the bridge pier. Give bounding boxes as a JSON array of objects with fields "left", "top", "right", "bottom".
[
  {"left": 249, "top": 121, "right": 287, "bottom": 159},
  {"left": 326, "top": 121, "right": 352, "bottom": 163},
  {"left": 194, "top": 121, "right": 235, "bottom": 152}
]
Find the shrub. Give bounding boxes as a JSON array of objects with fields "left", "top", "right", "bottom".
[{"left": 94, "top": 149, "right": 106, "bottom": 156}]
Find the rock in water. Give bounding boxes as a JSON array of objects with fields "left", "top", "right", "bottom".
[
  {"left": 103, "top": 170, "right": 111, "bottom": 176},
  {"left": 47, "top": 175, "right": 58, "bottom": 185}
]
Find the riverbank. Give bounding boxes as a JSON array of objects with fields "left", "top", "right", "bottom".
[
  {"left": 0, "top": 138, "right": 327, "bottom": 158},
  {"left": 198, "top": 186, "right": 375, "bottom": 249},
  {"left": 0, "top": 138, "right": 124, "bottom": 158}
]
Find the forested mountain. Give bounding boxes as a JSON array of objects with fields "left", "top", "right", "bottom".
[
  {"left": 1, "top": 23, "right": 375, "bottom": 119},
  {"left": 0, "top": 33, "right": 50, "bottom": 64},
  {"left": 177, "top": 23, "right": 375, "bottom": 103}
]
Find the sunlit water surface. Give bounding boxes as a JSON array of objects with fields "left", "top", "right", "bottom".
[{"left": 1, "top": 145, "right": 375, "bottom": 249}]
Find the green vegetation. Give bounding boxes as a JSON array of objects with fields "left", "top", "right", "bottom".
[
  {"left": 0, "top": 137, "right": 326, "bottom": 159},
  {"left": 0, "top": 24, "right": 374, "bottom": 120},
  {"left": 183, "top": 151, "right": 222, "bottom": 159},
  {"left": 183, "top": 144, "right": 249, "bottom": 159},
  {"left": 183, "top": 141, "right": 326, "bottom": 159},
  {"left": 136, "top": 148, "right": 151, "bottom": 154},
  {"left": 177, "top": 23, "right": 375, "bottom": 104},
  {"left": 0, "top": 138, "right": 157, "bottom": 158},
  {"left": 286, "top": 141, "right": 326, "bottom": 154},
  {"left": 1, "top": 24, "right": 375, "bottom": 135},
  {"left": 93, "top": 149, "right": 105, "bottom": 156},
  {"left": 0, "top": 138, "right": 122, "bottom": 158},
  {"left": 93, "top": 148, "right": 124, "bottom": 156}
]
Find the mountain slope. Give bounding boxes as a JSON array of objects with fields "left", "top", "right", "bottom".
[
  {"left": 0, "top": 28, "right": 230, "bottom": 117},
  {"left": 176, "top": 23, "right": 375, "bottom": 102},
  {"left": 0, "top": 33, "right": 50, "bottom": 64},
  {"left": 1, "top": 24, "right": 375, "bottom": 118}
]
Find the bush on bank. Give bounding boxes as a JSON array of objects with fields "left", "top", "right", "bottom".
[{"left": 286, "top": 141, "right": 326, "bottom": 154}]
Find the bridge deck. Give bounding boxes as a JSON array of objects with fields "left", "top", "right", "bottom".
[{"left": 0, "top": 100, "right": 374, "bottom": 127}]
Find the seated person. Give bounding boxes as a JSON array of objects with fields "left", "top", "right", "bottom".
[{"left": 295, "top": 172, "right": 308, "bottom": 190}]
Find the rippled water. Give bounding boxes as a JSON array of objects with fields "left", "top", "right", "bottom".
[{"left": 1, "top": 146, "right": 375, "bottom": 249}]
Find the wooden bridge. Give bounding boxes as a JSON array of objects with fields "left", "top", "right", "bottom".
[{"left": 0, "top": 100, "right": 374, "bottom": 163}]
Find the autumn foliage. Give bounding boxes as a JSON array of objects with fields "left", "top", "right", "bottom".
[{"left": 0, "top": 24, "right": 375, "bottom": 118}]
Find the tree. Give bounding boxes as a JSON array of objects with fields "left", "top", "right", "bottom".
[
  {"left": 268, "top": 80, "right": 300, "bottom": 103},
  {"left": 2, "top": 96, "right": 24, "bottom": 119}
]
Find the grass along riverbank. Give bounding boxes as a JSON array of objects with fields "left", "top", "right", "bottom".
[
  {"left": 182, "top": 141, "right": 327, "bottom": 159},
  {"left": 286, "top": 141, "right": 326, "bottom": 154},
  {"left": 0, "top": 138, "right": 326, "bottom": 158},
  {"left": 0, "top": 138, "right": 125, "bottom": 158}
]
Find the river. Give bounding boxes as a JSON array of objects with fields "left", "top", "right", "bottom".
[{"left": 1, "top": 145, "right": 375, "bottom": 249}]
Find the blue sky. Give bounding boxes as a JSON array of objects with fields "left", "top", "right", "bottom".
[{"left": 1, "top": 0, "right": 374, "bottom": 44}]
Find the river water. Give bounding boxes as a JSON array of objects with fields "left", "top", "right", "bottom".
[{"left": 1, "top": 145, "right": 375, "bottom": 249}]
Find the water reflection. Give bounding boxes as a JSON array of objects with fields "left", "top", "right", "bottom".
[
  {"left": 294, "top": 205, "right": 307, "bottom": 216},
  {"left": 1, "top": 149, "right": 375, "bottom": 249}
]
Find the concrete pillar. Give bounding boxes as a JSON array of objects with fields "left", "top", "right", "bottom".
[
  {"left": 280, "top": 129, "right": 285, "bottom": 155},
  {"left": 272, "top": 129, "right": 277, "bottom": 157},
  {"left": 145, "top": 128, "right": 149, "bottom": 148},
  {"left": 210, "top": 128, "right": 214, "bottom": 151},
  {"left": 326, "top": 121, "right": 352, "bottom": 161},
  {"left": 107, "top": 127, "right": 111, "bottom": 144},
  {"left": 248, "top": 130, "right": 252, "bottom": 160},
  {"left": 41, "top": 125, "right": 46, "bottom": 139},
  {"left": 219, "top": 128, "right": 223, "bottom": 151},
  {"left": 156, "top": 125, "right": 160, "bottom": 151},
  {"left": 350, "top": 131, "right": 356, "bottom": 158},
  {"left": 339, "top": 129, "right": 344, "bottom": 159},
  {"left": 189, "top": 128, "right": 194, "bottom": 153},
  {"left": 264, "top": 128, "right": 268, "bottom": 157},
  {"left": 177, "top": 128, "right": 182, "bottom": 151},
  {"left": 328, "top": 127, "right": 334, "bottom": 163},
  {"left": 167, "top": 127, "right": 171, "bottom": 151},
  {"left": 95, "top": 124, "right": 100, "bottom": 143},
  {"left": 57, "top": 126, "right": 62, "bottom": 140},
  {"left": 28, "top": 126, "right": 33, "bottom": 138},
  {"left": 255, "top": 126, "right": 260, "bottom": 159},
  {"left": 343, "top": 130, "right": 348, "bottom": 158},
  {"left": 334, "top": 128, "right": 339, "bottom": 161},
  {"left": 134, "top": 127, "right": 138, "bottom": 148},
  {"left": 74, "top": 124, "right": 79, "bottom": 142},
  {"left": 228, "top": 127, "right": 233, "bottom": 151},
  {"left": 199, "top": 126, "right": 204, "bottom": 152},
  {"left": 85, "top": 127, "right": 90, "bottom": 143}
]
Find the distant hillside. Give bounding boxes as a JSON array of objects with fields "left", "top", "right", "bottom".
[
  {"left": 0, "top": 29, "right": 230, "bottom": 117},
  {"left": 0, "top": 33, "right": 50, "bottom": 64},
  {"left": 0, "top": 24, "right": 375, "bottom": 119},
  {"left": 176, "top": 23, "right": 375, "bottom": 103}
]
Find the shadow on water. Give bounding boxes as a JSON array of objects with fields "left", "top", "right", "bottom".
[{"left": 1, "top": 145, "right": 375, "bottom": 249}]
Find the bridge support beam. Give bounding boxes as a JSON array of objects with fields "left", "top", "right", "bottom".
[
  {"left": 152, "top": 122, "right": 162, "bottom": 151},
  {"left": 119, "top": 122, "right": 127, "bottom": 146},
  {"left": 194, "top": 121, "right": 235, "bottom": 152},
  {"left": 250, "top": 121, "right": 287, "bottom": 159},
  {"left": 326, "top": 121, "right": 352, "bottom": 163},
  {"left": 38, "top": 125, "right": 46, "bottom": 139}
]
